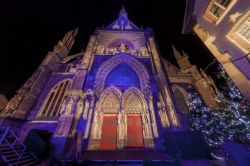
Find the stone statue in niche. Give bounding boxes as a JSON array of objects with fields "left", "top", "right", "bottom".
[
  {"left": 119, "top": 43, "right": 126, "bottom": 53},
  {"left": 142, "top": 111, "right": 152, "bottom": 138},
  {"left": 83, "top": 100, "right": 89, "bottom": 120},
  {"left": 140, "top": 47, "right": 148, "bottom": 56},
  {"left": 118, "top": 111, "right": 127, "bottom": 139},
  {"left": 92, "top": 110, "right": 102, "bottom": 139},
  {"left": 96, "top": 45, "right": 105, "bottom": 55},
  {"left": 107, "top": 47, "right": 117, "bottom": 55},
  {"left": 75, "top": 99, "right": 83, "bottom": 119},
  {"left": 66, "top": 98, "right": 74, "bottom": 115},
  {"left": 59, "top": 100, "right": 66, "bottom": 115},
  {"left": 167, "top": 98, "right": 178, "bottom": 126}
]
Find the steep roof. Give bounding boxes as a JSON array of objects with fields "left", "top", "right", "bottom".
[{"left": 105, "top": 7, "right": 140, "bottom": 31}]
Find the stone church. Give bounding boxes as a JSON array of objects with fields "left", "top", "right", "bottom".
[{"left": 0, "top": 7, "right": 218, "bottom": 163}]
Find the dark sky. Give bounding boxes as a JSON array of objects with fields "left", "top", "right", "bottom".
[{"left": 0, "top": 0, "right": 214, "bottom": 98}]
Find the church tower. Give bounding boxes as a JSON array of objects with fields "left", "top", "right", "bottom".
[
  {"left": 0, "top": 7, "right": 213, "bottom": 163},
  {"left": 172, "top": 46, "right": 218, "bottom": 109}
]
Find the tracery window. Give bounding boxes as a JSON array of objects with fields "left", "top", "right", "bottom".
[
  {"left": 173, "top": 88, "right": 189, "bottom": 114},
  {"left": 37, "top": 79, "right": 71, "bottom": 118},
  {"left": 204, "top": 0, "right": 236, "bottom": 24},
  {"left": 227, "top": 11, "right": 250, "bottom": 52}
]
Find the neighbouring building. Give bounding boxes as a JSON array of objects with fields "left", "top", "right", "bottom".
[
  {"left": 0, "top": 7, "right": 218, "bottom": 164},
  {"left": 183, "top": 0, "right": 250, "bottom": 101}
]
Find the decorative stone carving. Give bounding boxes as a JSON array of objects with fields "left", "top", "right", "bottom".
[
  {"left": 84, "top": 100, "right": 98, "bottom": 139},
  {"left": 96, "top": 45, "right": 105, "bottom": 54},
  {"left": 91, "top": 110, "right": 103, "bottom": 139},
  {"left": 140, "top": 47, "right": 149, "bottom": 56},
  {"left": 67, "top": 90, "right": 85, "bottom": 99},
  {"left": 76, "top": 99, "right": 83, "bottom": 120},
  {"left": 83, "top": 100, "right": 90, "bottom": 120},
  {"left": 112, "top": 21, "right": 120, "bottom": 29},
  {"left": 142, "top": 111, "right": 152, "bottom": 139},
  {"left": 122, "top": 87, "right": 146, "bottom": 114},
  {"left": 117, "top": 111, "right": 127, "bottom": 140},
  {"left": 94, "top": 54, "right": 150, "bottom": 96},
  {"left": 62, "top": 28, "right": 78, "bottom": 50},
  {"left": 125, "top": 22, "right": 132, "bottom": 30},
  {"left": 2, "top": 69, "right": 41, "bottom": 116},
  {"left": 158, "top": 94, "right": 170, "bottom": 128},
  {"left": 148, "top": 95, "right": 159, "bottom": 137},
  {"left": 119, "top": 43, "right": 126, "bottom": 53},
  {"left": 66, "top": 98, "right": 74, "bottom": 115},
  {"left": 99, "top": 86, "right": 121, "bottom": 114}
]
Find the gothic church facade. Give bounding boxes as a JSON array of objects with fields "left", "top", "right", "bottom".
[{"left": 0, "top": 8, "right": 218, "bottom": 159}]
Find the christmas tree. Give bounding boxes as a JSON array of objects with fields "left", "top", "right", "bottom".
[{"left": 188, "top": 64, "right": 250, "bottom": 147}]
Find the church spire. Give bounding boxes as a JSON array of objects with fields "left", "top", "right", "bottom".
[
  {"left": 119, "top": 6, "right": 128, "bottom": 18},
  {"left": 105, "top": 6, "right": 139, "bottom": 31},
  {"left": 62, "top": 28, "right": 79, "bottom": 51},
  {"left": 172, "top": 45, "right": 182, "bottom": 60}
]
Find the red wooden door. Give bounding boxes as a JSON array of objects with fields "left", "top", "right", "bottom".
[
  {"left": 99, "top": 114, "right": 117, "bottom": 149},
  {"left": 127, "top": 114, "right": 144, "bottom": 148}
]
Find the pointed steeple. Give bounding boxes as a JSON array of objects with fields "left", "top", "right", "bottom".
[
  {"left": 172, "top": 45, "right": 194, "bottom": 70},
  {"left": 172, "top": 45, "right": 182, "bottom": 60},
  {"left": 62, "top": 28, "right": 79, "bottom": 50},
  {"left": 119, "top": 6, "right": 128, "bottom": 18},
  {"left": 105, "top": 6, "right": 139, "bottom": 31}
]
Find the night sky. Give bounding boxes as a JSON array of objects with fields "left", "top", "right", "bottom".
[{"left": 0, "top": 0, "right": 215, "bottom": 98}]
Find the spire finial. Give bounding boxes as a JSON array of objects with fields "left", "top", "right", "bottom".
[
  {"left": 62, "top": 27, "right": 79, "bottom": 50},
  {"left": 172, "top": 45, "right": 182, "bottom": 60},
  {"left": 119, "top": 5, "right": 128, "bottom": 18}
]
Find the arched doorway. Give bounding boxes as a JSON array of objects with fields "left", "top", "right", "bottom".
[
  {"left": 89, "top": 87, "right": 153, "bottom": 150},
  {"left": 122, "top": 88, "right": 145, "bottom": 148},
  {"left": 92, "top": 87, "right": 121, "bottom": 149}
]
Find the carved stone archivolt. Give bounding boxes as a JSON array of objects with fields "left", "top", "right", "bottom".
[
  {"left": 98, "top": 86, "right": 122, "bottom": 114},
  {"left": 122, "top": 87, "right": 146, "bottom": 114},
  {"left": 94, "top": 54, "right": 150, "bottom": 96},
  {"left": 89, "top": 86, "right": 155, "bottom": 149}
]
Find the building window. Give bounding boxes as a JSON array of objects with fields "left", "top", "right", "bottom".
[
  {"left": 204, "top": 0, "right": 237, "bottom": 24},
  {"left": 37, "top": 79, "right": 71, "bottom": 118},
  {"left": 235, "top": 17, "right": 250, "bottom": 44},
  {"left": 227, "top": 11, "right": 250, "bottom": 52}
]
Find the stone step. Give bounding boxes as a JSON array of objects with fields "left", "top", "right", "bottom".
[
  {"left": 19, "top": 161, "right": 38, "bottom": 166},
  {"left": 79, "top": 150, "right": 176, "bottom": 160},
  {"left": 17, "top": 157, "right": 37, "bottom": 166}
]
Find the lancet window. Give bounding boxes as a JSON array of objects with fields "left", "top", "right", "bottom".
[{"left": 37, "top": 79, "right": 71, "bottom": 118}]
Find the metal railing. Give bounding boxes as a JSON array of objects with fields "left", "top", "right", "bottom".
[{"left": 0, "top": 127, "right": 26, "bottom": 165}]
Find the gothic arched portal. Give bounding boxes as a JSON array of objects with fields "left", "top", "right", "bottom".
[{"left": 89, "top": 86, "right": 153, "bottom": 150}]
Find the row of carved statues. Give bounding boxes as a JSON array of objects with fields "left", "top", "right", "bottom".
[{"left": 95, "top": 43, "right": 149, "bottom": 57}]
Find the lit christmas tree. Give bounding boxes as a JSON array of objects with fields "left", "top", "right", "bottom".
[{"left": 188, "top": 64, "right": 250, "bottom": 148}]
